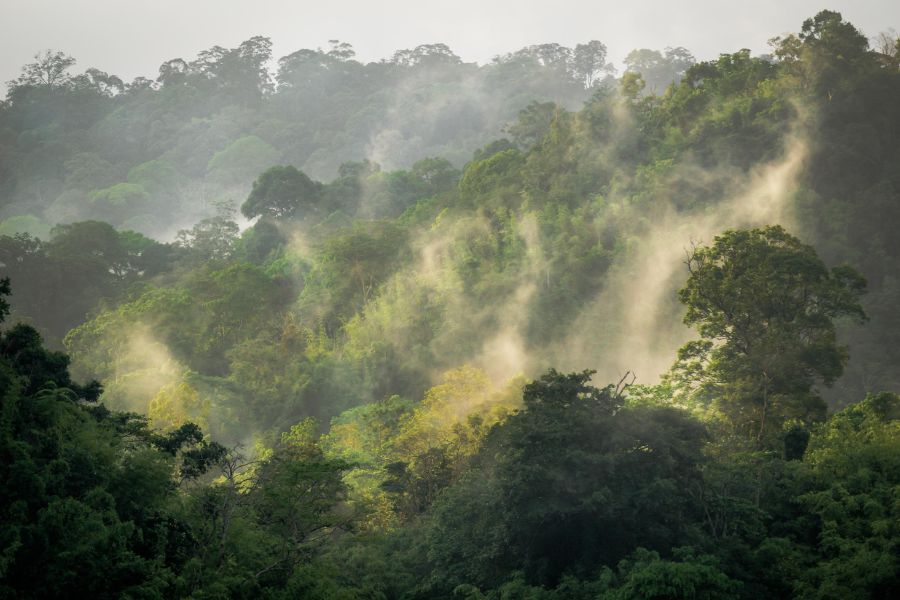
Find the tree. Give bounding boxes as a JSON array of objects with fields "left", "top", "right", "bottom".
[
  {"left": 188, "top": 36, "right": 274, "bottom": 103},
  {"left": 573, "top": 40, "right": 612, "bottom": 88},
  {"left": 624, "top": 47, "right": 695, "bottom": 94},
  {"left": 772, "top": 10, "right": 872, "bottom": 101},
  {"left": 63, "top": 152, "right": 117, "bottom": 190},
  {"left": 0, "top": 282, "right": 217, "bottom": 598},
  {"left": 8, "top": 50, "right": 75, "bottom": 89},
  {"left": 513, "top": 43, "right": 573, "bottom": 73},
  {"left": 620, "top": 71, "right": 646, "bottom": 100},
  {"left": 0, "top": 215, "right": 50, "bottom": 239},
  {"left": 390, "top": 44, "right": 461, "bottom": 67},
  {"left": 73, "top": 68, "right": 125, "bottom": 96},
  {"left": 46, "top": 220, "right": 131, "bottom": 275},
  {"left": 506, "top": 101, "right": 559, "bottom": 149},
  {"left": 157, "top": 58, "right": 188, "bottom": 86},
  {"left": 241, "top": 165, "right": 324, "bottom": 221},
  {"left": 176, "top": 206, "right": 240, "bottom": 261},
  {"left": 675, "top": 226, "right": 867, "bottom": 447},
  {"left": 249, "top": 419, "right": 352, "bottom": 576},
  {"left": 872, "top": 29, "right": 900, "bottom": 69},
  {"left": 798, "top": 10, "right": 868, "bottom": 56},
  {"left": 326, "top": 39, "right": 356, "bottom": 62},
  {"left": 307, "top": 221, "right": 408, "bottom": 323},
  {"left": 427, "top": 370, "right": 708, "bottom": 589}
]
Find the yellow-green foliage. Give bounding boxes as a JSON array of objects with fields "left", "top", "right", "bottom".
[
  {"left": 148, "top": 380, "right": 210, "bottom": 432},
  {"left": 322, "top": 366, "right": 522, "bottom": 529}
]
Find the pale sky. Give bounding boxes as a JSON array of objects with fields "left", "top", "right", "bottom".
[{"left": 1, "top": 1, "right": 898, "bottom": 90}]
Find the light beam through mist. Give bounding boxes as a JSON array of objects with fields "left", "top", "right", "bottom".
[{"left": 554, "top": 135, "right": 807, "bottom": 385}]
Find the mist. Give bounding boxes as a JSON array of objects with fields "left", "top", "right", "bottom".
[
  {"left": 555, "top": 134, "right": 807, "bottom": 385},
  {"left": 4, "top": 1, "right": 897, "bottom": 92},
  {"left": 2, "top": 6, "right": 900, "bottom": 597}
]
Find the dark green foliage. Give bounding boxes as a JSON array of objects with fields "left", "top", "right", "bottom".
[
  {"left": 0, "top": 281, "right": 354, "bottom": 598},
  {"left": 238, "top": 218, "right": 288, "bottom": 263},
  {"left": 0, "top": 224, "right": 174, "bottom": 344},
  {"left": 0, "top": 36, "right": 596, "bottom": 243},
  {"left": 459, "top": 148, "right": 526, "bottom": 208},
  {"left": 0, "top": 278, "right": 9, "bottom": 323},
  {"left": 242, "top": 165, "right": 324, "bottom": 221},
  {"left": 791, "top": 392, "right": 900, "bottom": 599},
  {"left": 1, "top": 9, "right": 899, "bottom": 599},
  {"left": 152, "top": 422, "right": 228, "bottom": 480},
  {"left": 0, "top": 287, "right": 188, "bottom": 597},
  {"left": 675, "top": 226, "right": 867, "bottom": 446},
  {"left": 782, "top": 423, "right": 810, "bottom": 461},
  {"left": 602, "top": 548, "right": 741, "bottom": 600},
  {"left": 425, "top": 371, "right": 709, "bottom": 591}
]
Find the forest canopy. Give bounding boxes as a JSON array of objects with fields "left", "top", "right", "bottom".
[{"left": 1, "top": 9, "right": 900, "bottom": 599}]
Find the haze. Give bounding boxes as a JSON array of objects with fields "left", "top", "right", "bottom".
[{"left": 2, "top": 0, "right": 898, "bottom": 90}]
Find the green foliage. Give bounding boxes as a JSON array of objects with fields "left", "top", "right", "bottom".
[
  {"left": 89, "top": 182, "right": 150, "bottom": 224},
  {"left": 1, "top": 35, "right": 600, "bottom": 239},
  {"left": 0, "top": 284, "right": 213, "bottom": 597},
  {"left": 600, "top": 547, "right": 741, "bottom": 600},
  {"left": 459, "top": 148, "right": 526, "bottom": 208},
  {"left": 793, "top": 393, "right": 900, "bottom": 598},
  {"left": 0, "top": 222, "right": 172, "bottom": 343},
  {"left": 299, "top": 221, "right": 409, "bottom": 330},
  {"left": 242, "top": 165, "right": 324, "bottom": 221},
  {"left": 0, "top": 215, "right": 51, "bottom": 238},
  {"left": 507, "top": 101, "right": 560, "bottom": 149},
  {"left": 2, "top": 10, "right": 900, "bottom": 599},
  {"left": 625, "top": 46, "right": 696, "bottom": 96},
  {"left": 426, "top": 370, "right": 709, "bottom": 591},
  {"left": 208, "top": 134, "right": 282, "bottom": 186},
  {"left": 177, "top": 212, "right": 241, "bottom": 263},
  {"left": 675, "top": 226, "right": 867, "bottom": 446}
]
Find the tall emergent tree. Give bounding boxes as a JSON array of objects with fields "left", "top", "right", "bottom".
[
  {"left": 10, "top": 50, "right": 76, "bottom": 88},
  {"left": 675, "top": 226, "right": 867, "bottom": 447}
]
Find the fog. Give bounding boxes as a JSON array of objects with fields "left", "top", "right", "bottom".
[
  {"left": 4, "top": 3, "right": 894, "bottom": 446},
  {"left": 3, "top": 1, "right": 898, "bottom": 93},
  {"left": 554, "top": 134, "right": 807, "bottom": 385}
]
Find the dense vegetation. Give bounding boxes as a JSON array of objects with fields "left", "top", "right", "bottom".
[
  {"left": 0, "top": 37, "right": 623, "bottom": 241},
  {"left": 1, "top": 10, "right": 899, "bottom": 599}
]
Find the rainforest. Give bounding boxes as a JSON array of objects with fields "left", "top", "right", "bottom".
[{"left": 1, "top": 7, "right": 899, "bottom": 599}]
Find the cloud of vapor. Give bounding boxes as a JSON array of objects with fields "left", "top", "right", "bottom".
[
  {"left": 80, "top": 89, "right": 811, "bottom": 443},
  {"left": 362, "top": 63, "right": 587, "bottom": 174},
  {"left": 363, "top": 68, "right": 490, "bottom": 170},
  {"left": 343, "top": 121, "right": 810, "bottom": 400},
  {"left": 551, "top": 134, "right": 807, "bottom": 385},
  {"left": 99, "top": 325, "right": 183, "bottom": 413},
  {"left": 475, "top": 213, "right": 544, "bottom": 383}
]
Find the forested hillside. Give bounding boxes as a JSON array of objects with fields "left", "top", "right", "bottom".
[
  {"left": 1, "top": 10, "right": 899, "bottom": 599},
  {"left": 0, "top": 37, "right": 621, "bottom": 241}
]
